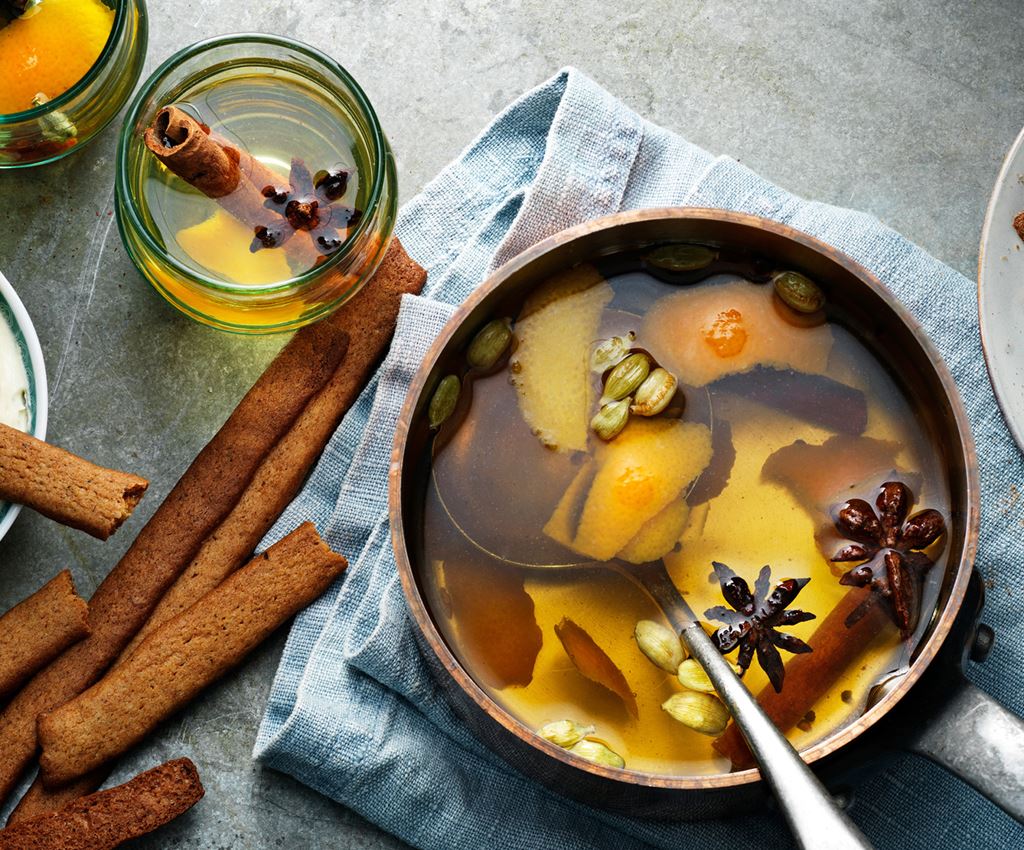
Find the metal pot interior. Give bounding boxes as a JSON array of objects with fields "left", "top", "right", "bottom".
[{"left": 390, "top": 208, "right": 978, "bottom": 795}]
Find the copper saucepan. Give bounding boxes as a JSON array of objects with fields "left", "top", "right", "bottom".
[{"left": 389, "top": 208, "right": 1024, "bottom": 821}]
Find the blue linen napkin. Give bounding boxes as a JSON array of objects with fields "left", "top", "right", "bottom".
[{"left": 254, "top": 68, "right": 1024, "bottom": 849}]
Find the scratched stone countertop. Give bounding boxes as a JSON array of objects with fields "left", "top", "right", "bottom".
[{"left": 0, "top": 1, "right": 1022, "bottom": 847}]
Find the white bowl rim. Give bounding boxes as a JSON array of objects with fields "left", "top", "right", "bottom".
[
  {"left": 978, "top": 123, "right": 1024, "bottom": 454},
  {"left": 0, "top": 270, "right": 48, "bottom": 543}
]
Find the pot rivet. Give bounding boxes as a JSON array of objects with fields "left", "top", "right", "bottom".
[{"left": 970, "top": 623, "right": 995, "bottom": 663}]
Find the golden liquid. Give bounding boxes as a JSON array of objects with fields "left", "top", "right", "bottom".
[
  {"left": 124, "top": 67, "right": 378, "bottom": 330},
  {"left": 421, "top": 266, "right": 948, "bottom": 776}
]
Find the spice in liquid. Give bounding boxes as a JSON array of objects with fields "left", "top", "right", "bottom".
[{"left": 139, "top": 75, "right": 366, "bottom": 284}]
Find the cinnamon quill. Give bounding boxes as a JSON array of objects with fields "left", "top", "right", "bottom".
[
  {"left": 0, "top": 425, "right": 147, "bottom": 540},
  {"left": 143, "top": 106, "right": 318, "bottom": 265}
]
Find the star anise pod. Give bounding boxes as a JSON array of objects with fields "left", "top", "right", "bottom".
[
  {"left": 704, "top": 562, "right": 816, "bottom": 693},
  {"left": 830, "top": 480, "right": 945, "bottom": 638},
  {"left": 251, "top": 158, "right": 361, "bottom": 256}
]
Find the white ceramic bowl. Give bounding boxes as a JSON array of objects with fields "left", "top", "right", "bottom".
[
  {"left": 0, "top": 271, "right": 48, "bottom": 543},
  {"left": 978, "top": 124, "right": 1024, "bottom": 454}
]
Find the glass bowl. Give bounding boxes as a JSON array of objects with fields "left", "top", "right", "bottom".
[
  {"left": 115, "top": 34, "right": 398, "bottom": 334},
  {"left": 0, "top": 0, "right": 148, "bottom": 168}
]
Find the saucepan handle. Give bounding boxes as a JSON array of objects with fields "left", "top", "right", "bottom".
[{"left": 907, "top": 675, "right": 1024, "bottom": 822}]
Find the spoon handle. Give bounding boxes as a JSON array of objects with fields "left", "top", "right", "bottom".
[{"left": 639, "top": 562, "right": 875, "bottom": 850}]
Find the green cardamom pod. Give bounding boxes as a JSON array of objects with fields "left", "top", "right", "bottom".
[
  {"left": 630, "top": 368, "right": 678, "bottom": 417},
  {"left": 590, "top": 333, "right": 635, "bottom": 374},
  {"left": 772, "top": 271, "right": 825, "bottom": 314},
  {"left": 590, "top": 398, "right": 630, "bottom": 442},
  {"left": 602, "top": 352, "right": 650, "bottom": 402},
  {"left": 676, "top": 658, "right": 742, "bottom": 694},
  {"left": 634, "top": 620, "right": 685, "bottom": 673},
  {"left": 428, "top": 374, "right": 460, "bottom": 429},
  {"left": 466, "top": 318, "right": 513, "bottom": 370},
  {"left": 537, "top": 719, "right": 595, "bottom": 749},
  {"left": 31, "top": 93, "right": 77, "bottom": 142},
  {"left": 662, "top": 691, "right": 731, "bottom": 736},
  {"left": 645, "top": 244, "right": 718, "bottom": 272},
  {"left": 568, "top": 738, "right": 625, "bottom": 769}
]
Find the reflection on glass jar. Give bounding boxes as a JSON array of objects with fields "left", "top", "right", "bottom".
[
  {"left": 0, "top": 0, "right": 148, "bottom": 168},
  {"left": 115, "top": 34, "right": 397, "bottom": 334}
]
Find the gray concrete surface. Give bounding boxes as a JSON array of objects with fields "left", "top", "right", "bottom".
[{"left": 0, "top": 0, "right": 1021, "bottom": 846}]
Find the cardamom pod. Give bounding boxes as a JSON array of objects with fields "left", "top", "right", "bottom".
[
  {"left": 630, "top": 368, "right": 677, "bottom": 417},
  {"left": 634, "top": 620, "right": 686, "bottom": 673},
  {"left": 772, "top": 271, "right": 825, "bottom": 314},
  {"left": 645, "top": 244, "right": 718, "bottom": 272},
  {"left": 602, "top": 352, "right": 650, "bottom": 402},
  {"left": 428, "top": 374, "right": 460, "bottom": 429},
  {"left": 538, "top": 719, "right": 595, "bottom": 749},
  {"left": 661, "top": 691, "right": 731, "bottom": 736},
  {"left": 569, "top": 738, "right": 625, "bottom": 769},
  {"left": 31, "top": 93, "right": 77, "bottom": 142},
  {"left": 590, "top": 398, "right": 630, "bottom": 441},
  {"left": 466, "top": 318, "right": 513, "bottom": 370},
  {"left": 590, "top": 333, "right": 635, "bottom": 373},
  {"left": 676, "top": 658, "right": 742, "bottom": 694}
]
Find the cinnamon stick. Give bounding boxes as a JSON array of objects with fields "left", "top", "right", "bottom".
[
  {"left": 38, "top": 523, "right": 347, "bottom": 786},
  {"left": 713, "top": 586, "right": 892, "bottom": 768},
  {"left": 144, "top": 106, "right": 317, "bottom": 265},
  {"left": 5, "top": 239, "right": 428, "bottom": 817},
  {"left": 0, "top": 572, "right": 89, "bottom": 702},
  {"left": 0, "top": 425, "right": 148, "bottom": 540},
  {"left": 0, "top": 318, "right": 346, "bottom": 806},
  {"left": 0, "top": 758, "right": 203, "bottom": 849}
]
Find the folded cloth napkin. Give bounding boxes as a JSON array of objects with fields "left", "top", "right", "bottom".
[{"left": 255, "top": 68, "right": 1024, "bottom": 849}]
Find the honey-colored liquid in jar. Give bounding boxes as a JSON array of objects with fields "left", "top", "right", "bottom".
[{"left": 129, "top": 69, "right": 373, "bottom": 328}]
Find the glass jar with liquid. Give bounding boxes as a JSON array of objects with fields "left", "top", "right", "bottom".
[{"left": 116, "top": 34, "right": 397, "bottom": 333}]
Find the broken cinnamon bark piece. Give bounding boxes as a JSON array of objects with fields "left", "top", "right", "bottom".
[
  {"left": 0, "top": 571, "right": 89, "bottom": 702},
  {"left": 0, "top": 758, "right": 203, "bottom": 849},
  {"left": 0, "top": 424, "right": 147, "bottom": 540},
  {"left": 713, "top": 367, "right": 868, "bottom": 435},
  {"left": 555, "top": 618, "right": 638, "bottom": 719}
]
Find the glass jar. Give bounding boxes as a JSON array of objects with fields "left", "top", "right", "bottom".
[
  {"left": 0, "top": 0, "right": 148, "bottom": 168},
  {"left": 115, "top": 34, "right": 398, "bottom": 334}
]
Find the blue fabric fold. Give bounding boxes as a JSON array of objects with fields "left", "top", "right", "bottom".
[{"left": 255, "top": 68, "right": 1024, "bottom": 849}]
